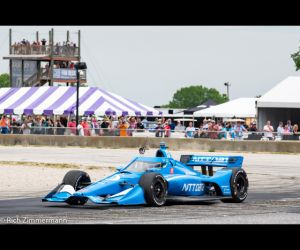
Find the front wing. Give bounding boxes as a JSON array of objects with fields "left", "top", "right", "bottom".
[{"left": 42, "top": 184, "right": 147, "bottom": 205}]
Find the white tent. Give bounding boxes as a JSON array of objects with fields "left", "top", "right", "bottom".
[
  {"left": 193, "top": 98, "right": 257, "bottom": 118},
  {"left": 256, "top": 76, "right": 300, "bottom": 129},
  {"left": 257, "top": 76, "right": 300, "bottom": 108}
]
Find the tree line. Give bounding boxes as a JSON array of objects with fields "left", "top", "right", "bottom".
[{"left": 0, "top": 73, "right": 9, "bottom": 88}]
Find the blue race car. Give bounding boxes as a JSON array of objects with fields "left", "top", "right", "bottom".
[{"left": 42, "top": 143, "right": 248, "bottom": 206}]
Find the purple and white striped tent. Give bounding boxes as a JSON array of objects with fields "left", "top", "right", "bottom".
[{"left": 0, "top": 87, "right": 161, "bottom": 116}]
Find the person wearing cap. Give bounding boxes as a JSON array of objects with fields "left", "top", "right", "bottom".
[
  {"left": 203, "top": 119, "right": 209, "bottom": 131},
  {"left": 100, "top": 117, "right": 110, "bottom": 136},
  {"left": 136, "top": 118, "right": 145, "bottom": 132},
  {"left": 11, "top": 117, "right": 20, "bottom": 134},
  {"left": 249, "top": 122, "right": 258, "bottom": 132},
  {"left": 207, "top": 120, "right": 213, "bottom": 131}
]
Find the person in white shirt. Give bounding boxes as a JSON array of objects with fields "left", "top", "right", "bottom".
[
  {"left": 277, "top": 121, "right": 284, "bottom": 137},
  {"left": 174, "top": 121, "right": 185, "bottom": 132},
  {"left": 263, "top": 120, "right": 274, "bottom": 140},
  {"left": 21, "top": 119, "right": 32, "bottom": 135},
  {"left": 185, "top": 122, "right": 195, "bottom": 138},
  {"left": 203, "top": 119, "right": 209, "bottom": 131},
  {"left": 77, "top": 123, "right": 84, "bottom": 136}
]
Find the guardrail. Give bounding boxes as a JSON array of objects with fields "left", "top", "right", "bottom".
[
  {"left": 10, "top": 45, "right": 79, "bottom": 57},
  {"left": 1, "top": 126, "right": 300, "bottom": 141}
]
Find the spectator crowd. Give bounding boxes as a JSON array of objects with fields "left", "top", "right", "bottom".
[
  {"left": 11, "top": 39, "right": 78, "bottom": 57},
  {"left": 0, "top": 115, "right": 299, "bottom": 140}
]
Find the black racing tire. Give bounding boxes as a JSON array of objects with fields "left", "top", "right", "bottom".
[
  {"left": 62, "top": 170, "right": 91, "bottom": 190},
  {"left": 62, "top": 170, "right": 91, "bottom": 205},
  {"left": 139, "top": 172, "right": 168, "bottom": 207},
  {"left": 221, "top": 168, "right": 248, "bottom": 203}
]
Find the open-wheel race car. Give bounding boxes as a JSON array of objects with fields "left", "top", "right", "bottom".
[{"left": 42, "top": 143, "right": 248, "bottom": 206}]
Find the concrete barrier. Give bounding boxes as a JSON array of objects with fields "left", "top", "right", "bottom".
[{"left": 0, "top": 134, "right": 300, "bottom": 153}]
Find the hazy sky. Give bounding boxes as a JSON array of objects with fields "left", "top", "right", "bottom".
[{"left": 1, "top": 26, "right": 300, "bottom": 107}]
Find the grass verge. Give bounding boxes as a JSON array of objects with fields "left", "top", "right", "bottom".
[{"left": 0, "top": 161, "right": 116, "bottom": 171}]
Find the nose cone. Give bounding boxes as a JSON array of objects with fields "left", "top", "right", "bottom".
[
  {"left": 73, "top": 172, "right": 142, "bottom": 197},
  {"left": 74, "top": 180, "right": 122, "bottom": 197}
]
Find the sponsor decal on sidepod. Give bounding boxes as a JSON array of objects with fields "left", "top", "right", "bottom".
[{"left": 182, "top": 183, "right": 205, "bottom": 192}]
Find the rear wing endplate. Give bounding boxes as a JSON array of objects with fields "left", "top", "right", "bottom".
[{"left": 180, "top": 155, "right": 243, "bottom": 168}]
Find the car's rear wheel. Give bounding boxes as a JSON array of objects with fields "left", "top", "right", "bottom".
[
  {"left": 139, "top": 172, "right": 168, "bottom": 207},
  {"left": 221, "top": 168, "right": 248, "bottom": 203},
  {"left": 62, "top": 170, "right": 91, "bottom": 205}
]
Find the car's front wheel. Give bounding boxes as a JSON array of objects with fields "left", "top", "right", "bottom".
[
  {"left": 139, "top": 172, "right": 168, "bottom": 207},
  {"left": 62, "top": 170, "right": 91, "bottom": 205}
]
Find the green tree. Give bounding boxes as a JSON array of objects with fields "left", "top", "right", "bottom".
[
  {"left": 165, "top": 85, "right": 228, "bottom": 108},
  {"left": 0, "top": 73, "right": 10, "bottom": 87},
  {"left": 291, "top": 47, "right": 300, "bottom": 71}
]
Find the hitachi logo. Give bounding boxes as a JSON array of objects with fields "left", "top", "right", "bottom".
[{"left": 182, "top": 183, "right": 204, "bottom": 192}]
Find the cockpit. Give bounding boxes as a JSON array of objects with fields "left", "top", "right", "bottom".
[{"left": 124, "top": 158, "right": 167, "bottom": 173}]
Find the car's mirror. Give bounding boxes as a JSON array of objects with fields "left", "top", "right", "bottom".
[
  {"left": 139, "top": 147, "right": 145, "bottom": 154},
  {"left": 116, "top": 166, "right": 123, "bottom": 172},
  {"left": 170, "top": 159, "right": 175, "bottom": 166}
]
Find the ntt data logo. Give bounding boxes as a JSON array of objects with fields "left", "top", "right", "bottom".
[
  {"left": 182, "top": 183, "right": 205, "bottom": 192},
  {"left": 191, "top": 156, "right": 229, "bottom": 163}
]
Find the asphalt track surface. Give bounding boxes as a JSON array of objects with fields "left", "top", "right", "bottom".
[
  {"left": 0, "top": 146, "right": 300, "bottom": 224},
  {"left": 0, "top": 192, "right": 300, "bottom": 224}
]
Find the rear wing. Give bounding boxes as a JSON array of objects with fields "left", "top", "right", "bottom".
[{"left": 180, "top": 155, "right": 243, "bottom": 168}]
